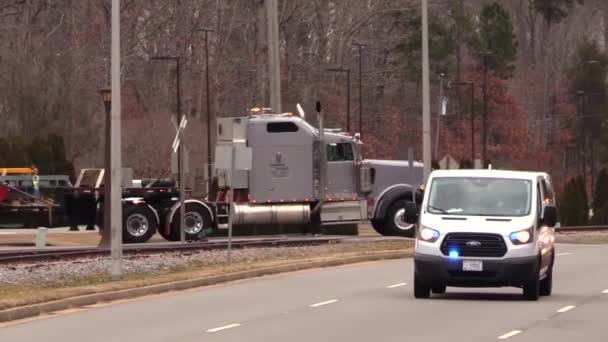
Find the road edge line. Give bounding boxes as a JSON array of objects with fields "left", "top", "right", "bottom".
[{"left": 0, "top": 250, "right": 408, "bottom": 323}]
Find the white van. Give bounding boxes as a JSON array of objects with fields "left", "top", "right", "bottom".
[{"left": 403, "top": 169, "right": 558, "bottom": 300}]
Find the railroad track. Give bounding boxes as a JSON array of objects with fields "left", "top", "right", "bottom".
[{"left": 0, "top": 236, "right": 348, "bottom": 264}]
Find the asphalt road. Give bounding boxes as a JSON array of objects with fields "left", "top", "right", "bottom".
[{"left": 1, "top": 243, "right": 607, "bottom": 341}]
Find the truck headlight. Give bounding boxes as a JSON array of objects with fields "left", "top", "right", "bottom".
[
  {"left": 510, "top": 228, "right": 533, "bottom": 245},
  {"left": 418, "top": 226, "right": 440, "bottom": 243}
]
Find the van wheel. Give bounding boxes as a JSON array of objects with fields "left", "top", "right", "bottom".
[
  {"left": 414, "top": 273, "right": 431, "bottom": 299},
  {"left": 169, "top": 203, "right": 213, "bottom": 241},
  {"left": 523, "top": 261, "right": 541, "bottom": 301},
  {"left": 123, "top": 206, "right": 158, "bottom": 244},
  {"left": 385, "top": 200, "right": 416, "bottom": 237},
  {"left": 540, "top": 253, "right": 554, "bottom": 296}
]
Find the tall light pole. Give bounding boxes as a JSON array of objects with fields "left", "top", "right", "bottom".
[
  {"left": 266, "top": 0, "right": 281, "bottom": 112},
  {"left": 99, "top": 87, "right": 112, "bottom": 248},
  {"left": 352, "top": 42, "right": 366, "bottom": 136},
  {"left": 421, "top": 0, "right": 432, "bottom": 181},
  {"left": 326, "top": 67, "right": 351, "bottom": 133},
  {"left": 110, "top": 0, "right": 123, "bottom": 280},
  {"left": 151, "top": 55, "right": 185, "bottom": 243},
  {"left": 195, "top": 28, "right": 215, "bottom": 200}
]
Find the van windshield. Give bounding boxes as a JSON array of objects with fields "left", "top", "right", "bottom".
[{"left": 427, "top": 177, "right": 532, "bottom": 217}]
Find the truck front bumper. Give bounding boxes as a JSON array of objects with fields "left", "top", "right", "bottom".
[{"left": 414, "top": 253, "right": 538, "bottom": 288}]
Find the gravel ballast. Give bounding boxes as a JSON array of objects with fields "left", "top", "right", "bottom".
[{"left": 0, "top": 241, "right": 408, "bottom": 288}]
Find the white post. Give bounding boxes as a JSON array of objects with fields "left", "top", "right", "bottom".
[
  {"left": 421, "top": 0, "right": 432, "bottom": 183},
  {"left": 110, "top": 0, "right": 123, "bottom": 280},
  {"left": 227, "top": 145, "right": 235, "bottom": 264},
  {"left": 35, "top": 227, "right": 48, "bottom": 248}
]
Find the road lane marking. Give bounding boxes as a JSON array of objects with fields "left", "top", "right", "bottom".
[
  {"left": 557, "top": 305, "right": 576, "bottom": 313},
  {"left": 206, "top": 323, "right": 241, "bottom": 333},
  {"left": 603, "top": 289, "right": 608, "bottom": 294},
  {"left": 0, "top": 232, "right": 16, "bottom": 235},
  {"left": 310, "top": 299, "right": 338, "bottom": 307},
  {"left": 387, "top": 283, "right": 407, "bottom": 288},
  {"left": 498, "top": 330, "right": 522, "bottom": 339},
  {"left": 556, "top": 253, "right": 572, "bottom": 256}
]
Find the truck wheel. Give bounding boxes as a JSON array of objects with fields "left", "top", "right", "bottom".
[
  {"left": 385, "top": 200, "right": 416, "bottom": 237},
  {"left": 122, "top": 206, "right": 158, "bottom": 244},
  {"left": 370, "top": 219, "right": 390, "bottom": 236},
  {"left": 169, "top": 203, "right": 213, "bottom": 241}
]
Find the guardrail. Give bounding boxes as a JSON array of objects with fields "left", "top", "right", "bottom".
[{"left": 555, "top": 225, "right": 608, "bottom": 232}]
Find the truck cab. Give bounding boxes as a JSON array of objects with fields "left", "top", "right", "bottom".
[{"left": 213, "top": 106, "right": 424, "bottom": 237}]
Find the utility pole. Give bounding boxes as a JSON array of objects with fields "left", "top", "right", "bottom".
[
  {"left": 325, "top": 67, "right": 351, "bottom": 133},
  {"left": 110, "top": 0, "right": 123, "bottom": 280},
  {"left": 266, "top": 0, "right": 281, "bottom": 112},
  {"left": 151, "top": 55, "right": 185, "bottom": 242},
  {"left": 450, "top": 81, "right": 475, "bottom": 164},
  {"left": 352, "top": 42, "right": 366, "bottom": 136},
  {"left": 474, "top": 51, "right": 493, "bottom": 167},
  {"left": 421, "top": 0, "right": 432, "bottom": 182},
  {"left": 195, "top": 28, "right": 215, "bottom": 198},
  {"left": 99, "top": 88, "right": 111, "bottom": 249}
]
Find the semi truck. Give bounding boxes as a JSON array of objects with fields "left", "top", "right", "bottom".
[{"left": 61, "top": 103, "right": 424, "bottom": 243}]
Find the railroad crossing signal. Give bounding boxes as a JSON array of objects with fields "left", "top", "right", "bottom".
[{"left": 172, "top": 115, "right": 188, "bottom": 153}]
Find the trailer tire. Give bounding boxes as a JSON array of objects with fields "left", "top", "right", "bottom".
[
  {"left": 122, "top": 205, "right": 158, "bottom": 244},
  {"left": 384, "top": 199, "right": 416, "bottom": 237},
  {"left": 168, "top": 202, "right": 213, "bottom": 241}
]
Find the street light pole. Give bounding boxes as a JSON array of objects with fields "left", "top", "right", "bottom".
[
  {"left": 352, "top": 42, "right": 366, "bottom": 136},
  {"left": 151, "top": 55, "right": 185, "bottom": 243},
  {"left": 195, "top": 28, "right": 215, "bottom": 198},
  {"left": 110, "top": 0, "right": 123, "bottom": 280},
  {"left": 421, "top": 0, "right": 432, "bottom": 181}
]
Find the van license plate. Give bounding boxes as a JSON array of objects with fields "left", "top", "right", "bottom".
[{"left": 463, "top": 260, "right": 483, "bottom": 272}]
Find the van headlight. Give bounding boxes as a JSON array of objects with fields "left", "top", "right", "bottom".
[
  {"left": 509, "top": 228, "right": 534, "bottom": 245},
  {"left": 418, "top": 226, "right": 440, "bottom": 243}
]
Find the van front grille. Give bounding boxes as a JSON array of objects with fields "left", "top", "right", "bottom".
[{"left": 441, "top": 233, "right": 507, "bottom": 257}]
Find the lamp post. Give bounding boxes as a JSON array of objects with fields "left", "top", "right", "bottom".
[
  {"left": 325, "top": 67, "right": 351, "bottom": 133},
  {"left": 195, "top": 28, "right": 215, "bottom": 198},
  {"left": 99, "top": 87, "right": 112, "bottom": 248},
  {"left": 352, "top": 42, "right": 366, "bottom": 136},
  {"left": 151, "top": 55, "right": 186, "bottom": 243}
]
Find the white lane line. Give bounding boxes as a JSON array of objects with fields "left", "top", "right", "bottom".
[
  {"left": 556, "top": 252, "right": 572, "bottom": 256},
  {"left": 498, "top": 330, "right": 522, "bottom": 339},
  {"left": 206, "top": 323, "right": 241, "bottom": 333},
  {"left": 557, "top": 305, "right": 576, "bottom": 313},
  {"left": 310, "top": 299, "right": 338, "bottom": 307},
  {"left": 0, "top": 232, "right": 16, "bottom": 235},
  {"left": 387, "top": 283, "right": 407, "bottom": 288},
  {"left": 603, "top": 289, "right": 608, "bottom": 294}
]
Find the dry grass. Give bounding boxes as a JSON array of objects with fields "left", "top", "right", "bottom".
[{"left": 0, "top": 240, "right": 412, "bottom": 311}]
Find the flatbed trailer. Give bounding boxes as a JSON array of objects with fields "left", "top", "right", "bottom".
[{"left": 63, "top": 169, "right": 228, "bottom": 243}]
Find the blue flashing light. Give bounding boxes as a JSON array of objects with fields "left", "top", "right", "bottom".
[
  {"left": 449, "top": 250, "right": 460, "bottom": 259},
  {"left": 432, "top": 230, "right": 440, "bottom": 239},
  {"left": 510, "top": 232, "right": 518, "bottom": 241}
]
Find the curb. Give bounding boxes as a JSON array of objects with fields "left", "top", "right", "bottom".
[{"left": 0, "top": 250, "right": 409, "bottom": 323}]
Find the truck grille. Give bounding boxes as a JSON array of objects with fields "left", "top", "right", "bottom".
[{"left": 441, "top": 233, "right": 507, "bottom": 257}]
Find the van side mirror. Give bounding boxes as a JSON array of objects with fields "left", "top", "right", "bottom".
[
  {"left": 542, "top": 206, "right": 558, "bottom": 227},
  {"left": 403, "top": 201, "right": 419, "bottom": 224}
]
